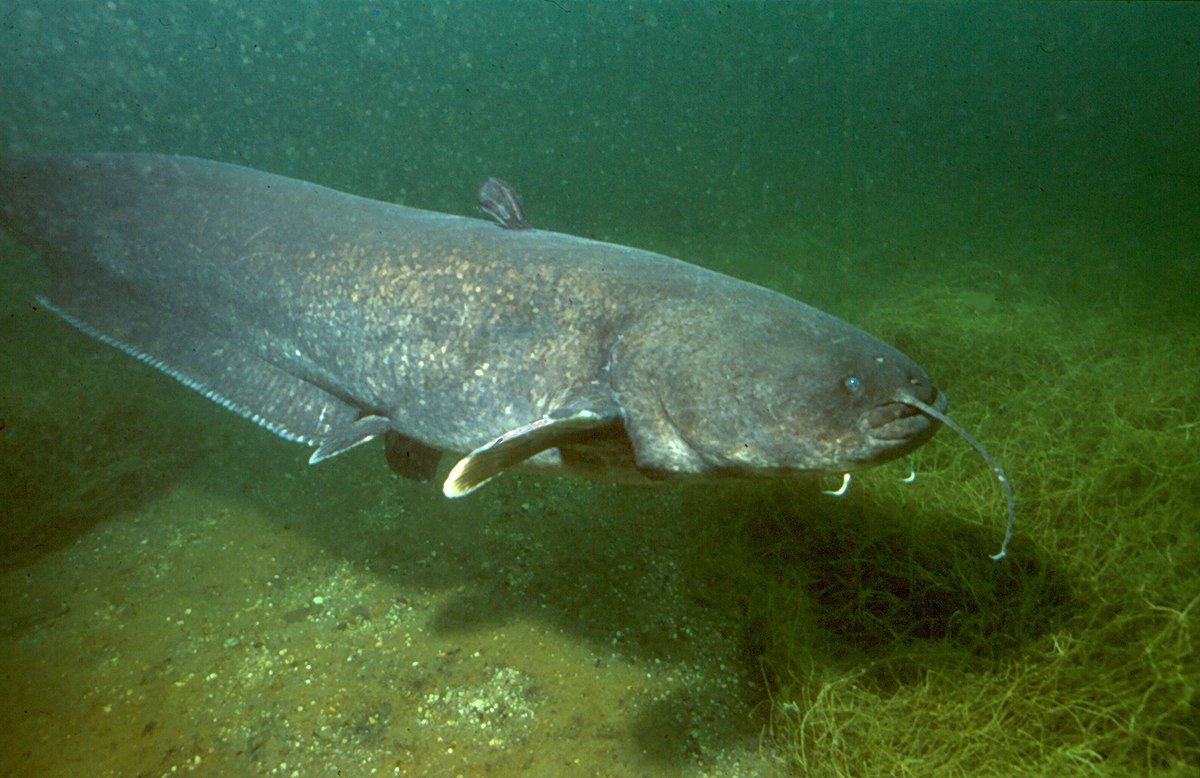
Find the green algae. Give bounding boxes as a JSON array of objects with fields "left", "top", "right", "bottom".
[{"left": 714, "top": 282, "right": 1200, "bottom": 776}]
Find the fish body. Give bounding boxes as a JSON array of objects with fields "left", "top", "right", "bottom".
[{"left": 0, "top": 153, "right": 946, "bottom": 496}]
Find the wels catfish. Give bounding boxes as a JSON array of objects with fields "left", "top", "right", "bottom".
[{"left": 0, "top": 154, "right": 1013, "bottom": 558}]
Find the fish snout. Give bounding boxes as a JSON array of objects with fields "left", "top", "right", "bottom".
[{"left": 867, "top": 385, "right": 947, "bottom": 442}]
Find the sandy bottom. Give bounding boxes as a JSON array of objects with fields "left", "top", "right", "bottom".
[{"left": 0, "top": 413, "right": 772, "bottom": 777}]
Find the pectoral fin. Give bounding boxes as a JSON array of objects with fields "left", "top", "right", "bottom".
[{"left": 444, "top": 406, "right": 617, "bottom": 497}]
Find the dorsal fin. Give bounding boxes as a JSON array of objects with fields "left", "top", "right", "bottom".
[{"left": 478, "top": 177, "right": 529, "bottom": 229}]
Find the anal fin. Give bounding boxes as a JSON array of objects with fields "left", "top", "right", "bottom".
[{"left": 40, "top": 269, "right": 362, "bottom": 452}]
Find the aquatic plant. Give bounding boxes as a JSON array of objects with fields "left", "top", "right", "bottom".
[{"left": 725, "top": 283, "right": 1200, "bottom": 776}]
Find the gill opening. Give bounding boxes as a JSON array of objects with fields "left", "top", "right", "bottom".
[{"left": 900, "top": 392, "right": 1015, "bottom": 561}]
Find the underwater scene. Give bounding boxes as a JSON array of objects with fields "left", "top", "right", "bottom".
[{"left": 0, "top": 2, "right": 1196, "bottom": 776}]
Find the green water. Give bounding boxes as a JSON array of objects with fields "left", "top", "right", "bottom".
[{"left": 1, "top": 2, "right": 1196, "bottom": 776}]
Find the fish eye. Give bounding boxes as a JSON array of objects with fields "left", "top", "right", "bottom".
[{"left": 842, "top": 375, "right": 862, "bottom": 393}]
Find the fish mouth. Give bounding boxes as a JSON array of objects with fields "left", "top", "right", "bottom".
[{"left": 868, "top": 387, "right": 948, "bottom": 442}]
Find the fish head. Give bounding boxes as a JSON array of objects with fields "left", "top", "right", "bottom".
[{"left": 615, "top": 293, "right": 944, "bottom": 478}]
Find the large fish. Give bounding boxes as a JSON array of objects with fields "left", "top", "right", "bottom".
[{"left": 0, "top": 153, "right": 1013, "bottom": 557}]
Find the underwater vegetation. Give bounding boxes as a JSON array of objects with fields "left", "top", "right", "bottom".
[{"left": 709, "top": 282, "right": 1200, "bottom": 776}]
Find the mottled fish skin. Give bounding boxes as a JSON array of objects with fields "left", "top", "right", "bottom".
[{"left": 0, "top": 153, "right": 945, "bottom": 490}]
